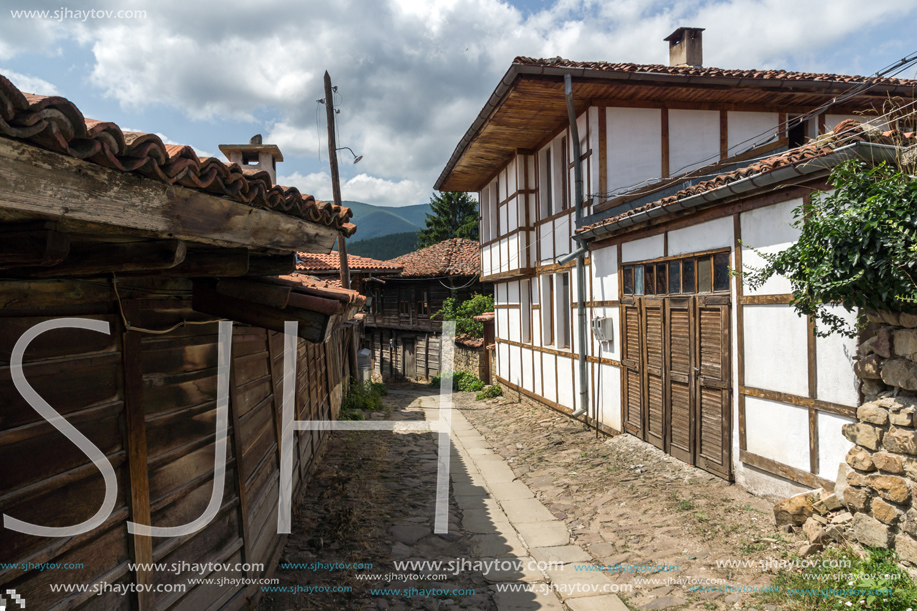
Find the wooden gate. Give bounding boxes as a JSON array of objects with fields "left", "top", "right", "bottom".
[{"left": 621, "top": 293, "right": 732, "bottom": 479}]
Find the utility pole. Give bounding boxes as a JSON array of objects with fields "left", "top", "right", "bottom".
[{"left": 323, "top": 70, "right": 351, "bottom": 290}]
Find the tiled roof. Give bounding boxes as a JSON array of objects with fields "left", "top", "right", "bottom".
[
  {"left": 296, "top": 252, "right": 401, "bottom": 274},
  {"left": 0, "top": 75, "right": 355, "bottom": 236},
  {"left": 455, "top": 334, "right": 485, "bottom": 348},
  {"left": 473, "top": 311, "right": 495, "bottom": 323},
  {"left": 576, "top": 120, "right": 917, "bottom": 235},
  {"left": 388, "top": 238, "right": 480, "bottom": 278},
  {"left": 275, "top": 274, "right": 365, "bottom": 311},
  {"left": 513, "top": 57, "right": 917, "bottom": 86}
]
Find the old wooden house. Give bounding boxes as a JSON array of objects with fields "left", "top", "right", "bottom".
[
  {"left": 435, "top": 29, "right": 917, "bottom": 498},
  {"left": 363, "top": 238, "right": 485, "bottom": 380},
  {"left": 0, "top": 76, "right": 364, "bottom": 610}
]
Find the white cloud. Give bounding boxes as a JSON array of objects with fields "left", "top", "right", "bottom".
[
  {"left": 0, "top": 68, "right": 59, "bottom": 95},
  {"left": 2, "top": 0, "right": 915, "bottom": 207},
  {"left": 278, "top": 170, "right": 427, "bottom": 207}
]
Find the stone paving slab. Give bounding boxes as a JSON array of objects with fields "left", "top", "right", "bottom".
[
  {"left": 531, "top": 545, "right": 592, "bottom": 566},
  {"left": 544, "top": 564, "right": 616, "bottom": 601},
  {"left": 500, "top": 498, "right": 557, "bottom": 523},
  {"left": 471, "top": 532, "right": 528, "bottom": 557},
  {"left": 492, "top": 589, "right": 566, "bottom": 611},
  {"left": 480, "top": 556, "right": 546, "bottom": 583},
  {"left": 566, "top": 594, "right": 629, "bottom": 611},
  {"left": 514, "top": 521, "right": 570, "bottom": 548},
  {"left": 478, "top": 461, "right": 518, "bottom": 484},
  {"left": 462, "top": 508, "right": 513, "bottom": 534},
  {"left": 490, "top": 480, "right": 535, "bottom": 501}
]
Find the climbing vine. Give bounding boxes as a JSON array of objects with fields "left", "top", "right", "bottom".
[{"left": 742, "top": 160, "right": 917, "bottom": 337}]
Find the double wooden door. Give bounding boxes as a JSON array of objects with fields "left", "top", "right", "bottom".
[{"left": 621, "top": 294, "right": 732, "bottom": 479}]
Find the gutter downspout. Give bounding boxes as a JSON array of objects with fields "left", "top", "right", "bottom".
[{"left": 564, "top": 73, "right": 589, "bottom": 420}]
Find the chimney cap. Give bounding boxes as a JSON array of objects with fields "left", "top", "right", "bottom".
[
  {"left": 218, "top": 143, "right": 284, "bottom": 162},
  {"left": 664, "top": 27, "right": 705, "bottom": 42}
]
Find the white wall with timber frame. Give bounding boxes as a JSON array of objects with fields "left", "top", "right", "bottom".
[{"left": 478, "top": 100, "right": 865, "bottom": 498}]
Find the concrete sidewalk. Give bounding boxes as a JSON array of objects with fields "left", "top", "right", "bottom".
[{"left": 421, "top": 396, "right": 628, "bottom": 611}]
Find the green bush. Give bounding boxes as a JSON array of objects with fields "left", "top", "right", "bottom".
[
  {"left": 340, "top": 381, "right": 387, "bottom": 418},
  {"left": 430, "top": 370, "right": 484, "bottom": 392},
  {"left": 434, "top": 293, "right": 494, "bottom": 337},
  {"left": 742, "top": 160, "right": 917, "bottom": 337},
  {"left": 475, "top": 384, "right": 502, "bottom": 401}
]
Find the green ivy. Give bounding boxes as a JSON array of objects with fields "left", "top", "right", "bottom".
[
  {"left": 434, "top": 293, "right": 494, "bottom": 337},
  {"left": 475, "top": 384, "right": 503, "bottom": 401},
  {"left": 741, "top": 160, "right": 917, "bottom": 337}
]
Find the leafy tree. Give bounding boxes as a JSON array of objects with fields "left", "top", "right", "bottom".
[
  {"left": 434, "top": 293, "right": 494, "bottom": 337},
  {"left": 742, "top": 160, "right": 917, "bottom": 337},
  {"left": 416, "top": 192, "right": 478, "bottom": 248}
]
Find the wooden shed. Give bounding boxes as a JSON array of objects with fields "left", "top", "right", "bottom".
[{"left": 0, "top": 76, "right": 363, "bottom": 610}]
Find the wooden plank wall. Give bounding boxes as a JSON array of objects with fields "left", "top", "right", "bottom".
[{"left": 0, "top": 283, "right": 349, "bottom": 611}]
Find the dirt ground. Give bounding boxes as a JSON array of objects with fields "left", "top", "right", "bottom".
[{"left": 260, "top": 383, "right": 803, "bottom": 611}]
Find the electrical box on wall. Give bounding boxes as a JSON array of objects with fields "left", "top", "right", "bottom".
[{"left": 592, "top": 317, "right": 614, "bottom": 350}]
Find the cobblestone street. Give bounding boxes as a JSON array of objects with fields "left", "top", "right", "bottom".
[{"left": 263, "top": 384, "right": 803, "bottom": 610}]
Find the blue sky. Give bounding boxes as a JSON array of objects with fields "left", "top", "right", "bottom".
[{"left": 1, "top": 0, "right": 915, "bottom": 208}]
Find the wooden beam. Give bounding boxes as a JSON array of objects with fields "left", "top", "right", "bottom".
[
  {"left": 192, "top": 283, "right": 329, "bottom": 343},
  {"left": 6, "top": 239, "right": 186, "bottom": 278},
  {"left": 227, "top": 335, "right": 255, "bottom": 579},
  {"left": 661, "top": 108, "right": 670, "bottom": 178},
  {"left": 146, "top": 248, "right": 249, "bottom": 277},
  {"left": 120, "top": 301, "right": 154, "bottom": 611},
  {"left": 246, "top": 254, "right": 296, "bottom": 277},
  {"left": 740, "top": 385, "right": 855, "bottom": 418},
  {"left": 0, "top": 138, "right": 339, "bottom": 252},
  {"left": 740, "top": 449, "right": 834, "bottom": 492},
  {"left": 720, "top": 110, "right": 728, "bottom": 161},
  {"left": 217, "top": 279, "right": 292, "bottom": 309},
  {"left": 0, "top": 228, "right": 70, "bottom": 269}
]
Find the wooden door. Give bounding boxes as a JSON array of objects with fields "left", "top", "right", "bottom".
[
  {"left": 695, "top": 295, "right": 732, "bottom": 479},
  {"left": 403, "top": 339, "right": 416, "bottom": 379},
  {"left": 643, "top": 298, "right": 666, "bottom": 450},
  {"left": 666, "top": 297, "right": 694, "bottom": 465},
  {"left": 621, "top": 302, "right": 643, "bottom": 438}
]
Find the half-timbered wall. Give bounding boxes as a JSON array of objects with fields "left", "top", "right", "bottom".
[{"left": 0, "top": 280, "right": 350, "bottom": 611}]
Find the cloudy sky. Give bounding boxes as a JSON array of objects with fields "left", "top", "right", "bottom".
[{"left": 2, "top": 0, "right": 916, "bottom": 208}]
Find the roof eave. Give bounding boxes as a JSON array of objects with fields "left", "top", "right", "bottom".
[{"left": 576, "top": 141, "right": 903, "bottom": 243}]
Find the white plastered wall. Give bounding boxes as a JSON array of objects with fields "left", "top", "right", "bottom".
[
  {"left": 606, "top": 107, "right": 662, "bottom": 196},
  {"left": 669, "top": 109, "right": 719, "bottom": 175}
]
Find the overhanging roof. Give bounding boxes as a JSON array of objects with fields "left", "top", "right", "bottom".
[{"left": 435, "top": 57, "right": 917, "bottom": 192}]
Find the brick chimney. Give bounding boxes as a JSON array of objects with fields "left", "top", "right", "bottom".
[
  {"left": 219, "top": 134, "right": 284, "bottom": 184},
  {"left": 664, "top": 27, "right": 704, "bottom": 68}
]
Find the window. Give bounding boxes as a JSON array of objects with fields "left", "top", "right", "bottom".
[
  {"left": 541, "top": 275, "right": 554, "bottom": 345},
  {"left": 372, "top": 287, "right": 383, "bottom": 314},
  {"left": 557, "top": 272, "right": 570, "bottom": 349},
  {"left": 539, "top": 137, "right": 569, "bottom": 220},
  {"left": 399, "top": 288, "right": 412, "bottom": 315},
  {"left": 521, "top": 279, "right": 532, "bottom": 343},
  {"left": 622, "top": 252, "right": 731, "bottom": 296},
  {"left": 416, "top": 289, "right": 429, "bottom": 316}
]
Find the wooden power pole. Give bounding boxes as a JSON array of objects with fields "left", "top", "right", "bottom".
[{"left": 323, "top": 70, "right": 351, "bottom": 290}]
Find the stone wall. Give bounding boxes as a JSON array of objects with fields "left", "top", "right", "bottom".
[
  {"left": 455, "top": 341, "right": 487, "bottom": 382},
  {"left": 843, "top": 311, "right": 917, "bottom": 564}
]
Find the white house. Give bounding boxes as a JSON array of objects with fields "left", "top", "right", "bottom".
[{"left": 435, "top": 29, "right": 917, "bottom": 498}]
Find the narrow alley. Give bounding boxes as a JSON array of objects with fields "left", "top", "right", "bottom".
[{"left": 262, "top": 385, "right": 795, "bottom": 611}]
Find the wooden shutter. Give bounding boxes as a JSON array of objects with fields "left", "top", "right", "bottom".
[
  {"left": 666, "top": 297, "right": 694, "bottom": 465},
  {"left": 621, "top": 302, "right": 643, "bottom": 437},
  {"left": 643, "top": 298, "right": 665, "bottom": 450},
  {"left": 695, "top": 295, "right": 732, "bottom": 479}
]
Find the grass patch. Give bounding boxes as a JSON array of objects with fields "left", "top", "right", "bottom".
[
  {"left": 675, "top": 498, "right": 695, "bottom": 511},
  {"left": 431, "top": 370, "right": 485, "bottom": 392},
  {"left": 475, "top": 384, "right": 503, "bottom": 400},
  {"left": 754, "top": 547, "right": 917, "bottom": 611},
  {"left": 339, "top": 381, "right": 388, "bottom": 420}
]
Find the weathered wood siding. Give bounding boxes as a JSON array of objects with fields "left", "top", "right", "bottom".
[{"left": 0, "top": 279, "right": 349, "bottom": 611}]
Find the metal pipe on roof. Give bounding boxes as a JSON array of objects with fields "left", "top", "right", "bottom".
[{"left": 564, "top": 73, "right": 589, "bottom": 421}]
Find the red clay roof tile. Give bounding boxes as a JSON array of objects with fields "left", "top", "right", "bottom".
[
  {"left": 0, "top": 75, "right": 356, "bottom": 236},
  {"left": 296, "top": 252, "right": 402, "bottom": 274},
  {"left": 388, "top": 238, "right": 480, "bottom": 278}
]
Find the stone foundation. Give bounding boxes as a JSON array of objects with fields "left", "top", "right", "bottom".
[{"left": 844, "top": 311, "right": 917, "bottom": 565}]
